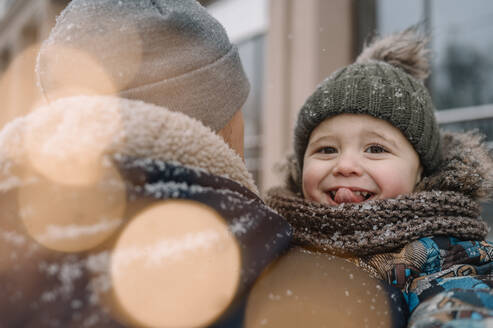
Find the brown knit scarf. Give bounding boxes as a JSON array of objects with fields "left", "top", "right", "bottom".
[{"left": 266, "top": 132, "right": 493, "bottom": 257}]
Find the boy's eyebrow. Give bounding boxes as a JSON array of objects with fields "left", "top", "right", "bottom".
[{"left": 365, "top": 131, "right": 398, "bottom": 148}]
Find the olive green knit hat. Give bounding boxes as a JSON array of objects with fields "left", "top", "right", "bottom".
[{"left": 294, "top": 28, "right": 441, "bottom": 180}]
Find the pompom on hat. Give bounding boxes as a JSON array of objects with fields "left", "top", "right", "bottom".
[
  {"left": 36, "top": 0, "right": 250, "bottom": 131},
  {"left": 294, "top": 28, "right": 441, "bottom": 179}
]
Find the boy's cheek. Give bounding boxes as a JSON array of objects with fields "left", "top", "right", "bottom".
[
  {"left": 302, "top": 170, "right": 322, "bottom": 202},
  {"left": 376, "top": 169, "right": 415, "bottom": 198}
]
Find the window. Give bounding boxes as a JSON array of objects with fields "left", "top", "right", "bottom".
[
  {"left": 207, "top": 0, "right": 268, "bottom": 186},
  {"left": 0, "top": 0, "right": 16, "bottom": 21},
  {"left": 374, "top": 0, "right": 493, "bottom": 238},
  {"left": 237, "top": 35, "right": 265, "bottom": 184}
]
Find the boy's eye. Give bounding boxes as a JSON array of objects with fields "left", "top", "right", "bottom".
[
  {"left": 365, "top": 145, "right": 388, "bottom": 154},
  {"left": 317, "top": 146, "right": 337, "bottom": 154}
]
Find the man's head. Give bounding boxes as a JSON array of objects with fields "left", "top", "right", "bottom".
[{"left": 36, "top": 0, "right": 250, "bottom": 134}]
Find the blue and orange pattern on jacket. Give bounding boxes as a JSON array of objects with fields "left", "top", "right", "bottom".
[{"left": 372, "top": 236, "right": 493, "bottom": 327}]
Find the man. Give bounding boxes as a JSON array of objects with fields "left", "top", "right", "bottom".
[{"left": 0, "top": 0, "right": 290, "bottom": 326}]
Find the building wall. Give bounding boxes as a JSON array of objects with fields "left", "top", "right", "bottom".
[
  {"left": 0, "top": 0, "right": 68, "bottom": 129},
  {"left": 261, "top": 0, "right": 354, "bottom": 191},
  {"left": 209, "top": 0, "right": 356, "bottom": 192}
]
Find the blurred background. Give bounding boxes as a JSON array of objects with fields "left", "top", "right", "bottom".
[{"left": 0, "top": 0, "right": 492, "bottom": 235}]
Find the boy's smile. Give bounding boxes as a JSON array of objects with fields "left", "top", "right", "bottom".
[
  {"left": 302, "top": 114, "right": 422, "bottom": 205},
  {"left": 327, "top": 187, "right": 374, "bottom": 203}
]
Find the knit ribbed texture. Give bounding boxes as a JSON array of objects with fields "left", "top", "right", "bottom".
[
  {"left": 294, "top": 61, "right": 441, "bottom": 179},
  {"left": 36, "top": 0, "right": 250, "bottom": 131},
  {"left": 266, "top": 187, "right": 487, "bottom": 257}
]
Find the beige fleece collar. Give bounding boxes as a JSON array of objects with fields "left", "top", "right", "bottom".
[{"left": 0, "top": 95, "right": 258, "bottom": 194}]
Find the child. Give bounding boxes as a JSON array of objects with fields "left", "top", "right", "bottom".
[{"left": 266, "top": 28, "right": 493, "bottom": 327}]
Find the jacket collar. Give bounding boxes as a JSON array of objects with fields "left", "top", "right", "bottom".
[{"left": 0, "top": 95, "right": 258, "bottom": 195}]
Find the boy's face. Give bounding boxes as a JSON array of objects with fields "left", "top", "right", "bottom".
[{"left": 302, "top": 114, "right": 422, "bottom": 205}]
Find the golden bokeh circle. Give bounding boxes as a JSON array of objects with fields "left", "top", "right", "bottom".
[
  {"left": 17, "top": 162, "right": 126, "bottom": 253},
  {"left": 37, "top": 44, "right": 119, "bottom": 101},
  {"left": 0, "top": 43, "right": 45, "bottom": 130},
  {"left": 245, "top": 247, "right": 392, "bottom": 328},
  {"left": 111, "top": 199, "right": 241, "bottom": 328},
  {"left": 23, "top": 96, "right": 122, "bottom": 187}
]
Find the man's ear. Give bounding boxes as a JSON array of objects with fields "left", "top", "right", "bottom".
[{"left": 217, "top": 110, "right": 244, "bottom": 160}]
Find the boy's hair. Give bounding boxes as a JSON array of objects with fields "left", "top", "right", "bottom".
[
  {"left": 294, "top": 28, "right": 441, "bottom": 181},
  {"left": 36, "top": 0, "right": 250, "bottom": 132}
]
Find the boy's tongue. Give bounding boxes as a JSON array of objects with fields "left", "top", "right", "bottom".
[{"left": 333, "top": 188, "right": 365, "bottom": 204}]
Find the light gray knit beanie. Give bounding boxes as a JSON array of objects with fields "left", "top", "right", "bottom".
[
  {"left": 36, "top": 0, "right": 250, "bottom": 131},
  {"left": 294, "top": 28, "right": 441, "bottom": 181}
]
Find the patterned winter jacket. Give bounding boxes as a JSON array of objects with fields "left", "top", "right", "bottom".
[
  {"left": 366, "top": 236, "right": 493, "bottom": 328},
  {"left": 266, "top": 131, "right": 493, "bottom": 327}
]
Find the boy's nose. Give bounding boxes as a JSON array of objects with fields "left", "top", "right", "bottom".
[{"left": 332, "top": 152, "right": 362, "bottom": 177}]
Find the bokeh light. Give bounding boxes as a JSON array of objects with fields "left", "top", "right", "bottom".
[
  {"left": 36, "top": 15, "right": 144, "bottom": 103},
  {"left": 36, "top": 44, "right": 119, "bottom": 102},
  {"left": 246, "top": 247, "right": 392, "bottom": 328},
  {"left": 23, "top": 96, "right": 122, "bottom": 187},
  {"left": 110, "top": 199, "right": 241, "bottom": 328},
  {"left": 0, "top": 43, "right": 45, "bottom": 130},
  {"left": 17, "top": 162, "right": 126, "bottom": 253}
]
